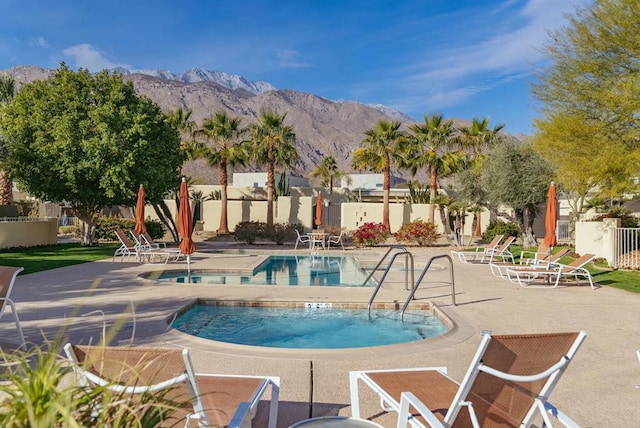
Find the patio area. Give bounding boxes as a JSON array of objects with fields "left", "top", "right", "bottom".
[{"left": 2, "top": 240, "right": 639, "bottom": 426}]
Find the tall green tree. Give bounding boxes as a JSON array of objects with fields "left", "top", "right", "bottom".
[
  {"left": 0, "top": 75, "right": 16, "bottom": 205},
  {"left": 457, "top": 117, "right": 505, "bottom": 165},
  {"left": 0, "top": 65, "right": 185, "bottom": 245},
  {"left": 481, "top": 141, "right": 554, "bottom": 246},
  {"left": 532, "top": 0, "right": 640, "bottom": 207},
  {"left": 309, "top": 155, "right": 350, "bottom": 203},
  {"left": 197, "top": 111, "right": 247, "bottom": 234},
  {"left": 351, "top": 120, "right": 408, "bottom": 230},
  {"left": 247, "top": 109, "right": 298, "bottom": 226},
  {"left": 408, "top": 114, "right": 465, "bottom": 223}
]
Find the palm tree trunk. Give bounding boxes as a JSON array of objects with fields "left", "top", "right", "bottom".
[
  {"left": 428, "top": 166, "right": 437, "bottom": 223},
  {"left": 0, "top": 169, "right": 14, "bottom": 205},
  {"left": 383, "top": 166, "right": 390, "bottom": 230},
  {"left": 218, "top": 160, "right": 229, "bottom": 234},
  {"left": 266, "top": 149, "right": 275, "bottom": 226}
]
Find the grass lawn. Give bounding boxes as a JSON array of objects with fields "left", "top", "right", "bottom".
[{"left": 0, "top": 243, "right": 119, "bottom": 274}]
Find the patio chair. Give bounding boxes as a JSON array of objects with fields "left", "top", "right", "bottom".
[
  {"left": 519, "top": 242, "right": 551, "bottom": 265},
  {"left": 64, "top": 343, "right": 280, "bottom": 428},
  {"left": 489, "top": 248, "right": 571, "bottom": 280},
  {"left": 310, "top": 230, "right": 326, "bottom": 250},
  {"left": 506, "top": 253, "right": 596, "bottom": 290},
  {"left": 486, "top": 235, "right": 516, "bottom": 263},
  {"left": 0, "top": 266, "right": 26, "bottom": 350},
  {"left": 450, "top": 234, "right": 503, "bottom": 264},
  {"left": 327, "top": 230, "right": 345, "bottom": 250},
  {"left": 295, "top": 229, "right": 311, "bottom": 250},
  {"left": 113, "top": 229, "right": 140, "bottom": 262},
  {"left": 350, "top": 331, "right": 587, "bottom": 428},
  {"left": 136, "top": 231, "right": 182, "bottom": 261}
]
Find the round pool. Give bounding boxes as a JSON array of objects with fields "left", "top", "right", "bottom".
[{"left": 171, "top": 303, "right": 449, "bottom": 349}]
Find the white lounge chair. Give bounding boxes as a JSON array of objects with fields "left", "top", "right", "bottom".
[
  {"left": 350, "top": 331, "right": 587, "bottom": 428},
  {"left": 506, "top": 253, "right": 596, "bottom": 289},
  {"left": 450, "top": 234, "right": 503, "bottom": 263},
  {"left": 137, "top": 230, "right": 182, "bottom": 261},
  {"left": 113, "top": 229, "right": 140, "bottom": 262},
  {"left": 327, "top": 230, "right": 345, "bottom": 250},
  {"left": 490, "top": 248, "right": 571, "bottom": 280},
  {"left": 0, "top": 266, "right": 26, "bottom": 350},
  {"left": 64, "top": 343, "right": 280, "bottom": 428},
  {"left": 519, "top": 242, "right": 551, "bottom": 265},
  {"left": 294, "top": 229, "right": 311, "bottom": 249}
]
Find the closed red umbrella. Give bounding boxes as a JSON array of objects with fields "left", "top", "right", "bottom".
[
  {"left": 178, "top": 178, "right": 196, "bottom": 270},
  {"left": 315, "top": 193, "right": 323, "bottom": 228},
  {"left": 543, "top": 182, "right": 558, "bottom": 248},
  {"left": 134, "top": 184, "right": 147, "bottom": 235}
]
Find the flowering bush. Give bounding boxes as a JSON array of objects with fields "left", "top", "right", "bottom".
[
  {"left": 352, "top": 222, "right": 389, "bottom": 247},
  {"left": 394, "top": 219, "right": 439, "bottom": 246}
]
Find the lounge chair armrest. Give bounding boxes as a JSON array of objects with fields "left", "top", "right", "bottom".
[
  {"left": 398, "top": 391, "right": 445, "bottom": 427},
  {"left": 228, "top": 401, "right": 252, "bottom": 428},
  {"left": 544, "top": 402, "right": 580, "bottom": 428}
]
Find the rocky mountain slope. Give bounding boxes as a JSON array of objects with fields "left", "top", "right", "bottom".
[{"left": 3, "top": 66, "right": 498, "bottom": 185}]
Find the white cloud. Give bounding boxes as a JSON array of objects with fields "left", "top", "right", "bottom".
[
  {"left": 29, "top": 37, "right": 49, "bottom": 48},
  {"left": 276, "top": 48, "right": 311, "bottom": 69},
  {"left": 398, "top": 0, "right": 582, "bottom": 111},
  {"left": 62, "top": 44, "right": 129, "bottom": 72}
]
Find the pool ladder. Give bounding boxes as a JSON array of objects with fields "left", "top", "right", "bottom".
[{"left": 365, "top": 248, "right": 456, "bottom": 319}]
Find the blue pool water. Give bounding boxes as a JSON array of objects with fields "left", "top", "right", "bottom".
[
  {"left": 171, "top": 305, "right": 449, "bottom": 349},
  {"left": 144, "top": 255, "right": 374, "bottom": 286}
]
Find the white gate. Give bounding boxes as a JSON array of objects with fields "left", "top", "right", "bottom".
[{"left": 611, "top": 227, "right": 640, "bottom": 269}]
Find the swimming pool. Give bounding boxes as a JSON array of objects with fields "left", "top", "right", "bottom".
[
  {"left": 171, "top": 302, "right": 449, "bottom": 349},
  {"left": 142, "top": 254, "right": 374, "bottom": 286}
]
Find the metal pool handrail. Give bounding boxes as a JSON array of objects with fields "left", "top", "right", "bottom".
[
  {"left": 401, "top": 254, "right": 455, "bottom": 321},
  {"left": 366, "top": 245, "right": 414, "bottom": 314}
]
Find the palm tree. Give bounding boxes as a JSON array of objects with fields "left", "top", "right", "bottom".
[
  {"left": 408, "top": 114, "right": 465, "bottom": 223},
  {"left": 247, "top": 109, "right": 298, "bottom": 226},
  {"left": 0, "top": 75, "right": 16, "bottom": 205},
  {"left": 197, "top": 111, "right": 247, "bottom": 234},
  {"left": 458, "top": 117, "right": 505, "bottom": 240},
  {"left": 351, "top": 120, "right": 408, "bottom": 230},
  {"left": 458, "top": 117, "right": 505, "bottom": 165},
  {"left": 309, "top": 155, "right": 350, "bottom": 203}
]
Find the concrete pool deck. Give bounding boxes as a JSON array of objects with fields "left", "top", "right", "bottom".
[{"left": 2, "top": 240, "right": 639, "bottom": 426}]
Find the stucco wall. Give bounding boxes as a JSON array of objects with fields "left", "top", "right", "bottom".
[{"left": 0, "top": 218, "right": 58, "bottom": 249}]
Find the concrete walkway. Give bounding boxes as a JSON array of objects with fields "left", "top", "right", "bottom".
[{"left": 2, "top": 240, "right": 639, "bottom": 427}]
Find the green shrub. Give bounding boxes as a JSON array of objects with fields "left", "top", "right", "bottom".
[
  {"left": 95, "top": 217, "right": 165, "bottom": 241},
  {"left": 234, "top": 221, "right": 267, "bottom": 244},
  {"left": 234, "top": 221, "right": 300, "bottom": 245},
  {"left": 352, "top": 222, "right": 389, "bottom": 247},
  {"left": 593, "top": 207, "right": 639, "bottom": 228},
  {"left": 394, "top": 219, "right": 439, "bottom": 246},
  {"left": 0, "top": 342, "right": 180, "bottom": 426},
  {"left": 58, "top": 225, "right": 79, "bottom": 236},
  {"left": 482, "top": 220, "right": 520, "bottom": 243}
]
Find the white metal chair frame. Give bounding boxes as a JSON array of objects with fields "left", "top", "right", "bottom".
[
  {"left": 327, "top": 231, "right": 345, "bottom": 250},
  {"left": 294, "top": 229, "right": 311, "bottom": 249},
  {"left": 0, "top": 266, "right": 26, "bottom": 350},
  {"left": 64, "top": 343, "right": 280, "bottom": 428},
  {"left": 351, "top": 331, "right": 587, "bottom": 428}
]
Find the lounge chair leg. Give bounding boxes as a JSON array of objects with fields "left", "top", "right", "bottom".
[{"left": 349, "top": 372, "right": 362, "bottom": 418}]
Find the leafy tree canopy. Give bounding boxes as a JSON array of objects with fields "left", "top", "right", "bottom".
[{"left": 0, "top": 64, "right": 185, "bottom": 244}]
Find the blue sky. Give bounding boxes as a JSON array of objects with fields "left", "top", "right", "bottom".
[{"left": 1, "top": 0, "right": 586, "bottom": 135}]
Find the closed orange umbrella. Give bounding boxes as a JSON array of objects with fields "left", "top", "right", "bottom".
[
  {"left": 543, "top": 182, "right": 558, "bottom": 248},
  {"left": 178, "top": 178, "right": 196, "bottom": 270},
  {"left": 315, "top": 193, "right": 323, "bottom": 227},
  {"left": 134, "top": 184, "right": 147, "bottom": 235}
]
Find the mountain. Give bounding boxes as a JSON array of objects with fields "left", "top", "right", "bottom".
[{"left": 1, "top": 65, "right": 514, "bottom": 185}]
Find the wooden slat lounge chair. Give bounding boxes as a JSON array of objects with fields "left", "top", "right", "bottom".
[
  {"left": 350, "top": 331, "right": 587, "bottom": 428},
  {"left": 64, "top": 344, "right": 280, "bottom": 428},
  {"left": 506, "top": 253, "right": 597, "bottom": 290},
  {"left": 0, "top": 266, "right": 26, "bottom": 350},
  {"left": 489, "top": 248, "right": 571, "bottom": 280},
  {"left": 133, "top": 230, "right": 182, "bottom": 261},
  {"left": 450, "top": 234, "right": 503, "bottom": 263},
  {"left": 113, "top": 229, "right": 140, "bottom": 262},
  {"left": 486, "top": 235, "right": 516, "bottom": 263}
]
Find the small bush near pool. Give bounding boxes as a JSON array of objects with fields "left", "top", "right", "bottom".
[
  {"left": 352, "top": 222, "right": 389, "bottom": 247},
  {"left": 394, "top": 219, "right": 439, "bottom": 246},
  {"left": 482, "top": 219, "right": 520, "bottom": 244}
]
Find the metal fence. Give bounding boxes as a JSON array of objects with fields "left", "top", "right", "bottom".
[
  {"left": 611, "top": 227, "right": 640, "bottom": 269},
  {"left": 556, "top": 219, "right": 572, "bottom": 243}
]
